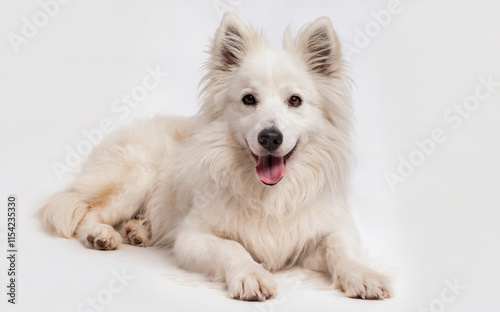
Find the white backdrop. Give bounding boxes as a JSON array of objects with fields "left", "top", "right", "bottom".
[{"left": 1, "top": 0, "right": 500, "bottom": 311}]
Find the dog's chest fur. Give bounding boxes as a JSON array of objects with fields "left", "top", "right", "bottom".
[{"left": 206, "top": 199, "right": 330, "bottom": 271}]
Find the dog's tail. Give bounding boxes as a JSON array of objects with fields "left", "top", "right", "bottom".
[{"left": 38, "top": 189, "right": 89, "bottom": 238}]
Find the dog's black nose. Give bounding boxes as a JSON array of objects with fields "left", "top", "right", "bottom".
[{"left": 258, "top": 128, "right": 283, "bottom": 151}]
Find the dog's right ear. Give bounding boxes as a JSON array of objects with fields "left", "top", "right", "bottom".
[{"left": 213, "top": 13, "right": 251, "bottom": 71}]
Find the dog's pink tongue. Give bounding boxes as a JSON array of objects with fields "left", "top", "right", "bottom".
[{"left": 256, "top": 156, "right": 285, "bottom": 185}]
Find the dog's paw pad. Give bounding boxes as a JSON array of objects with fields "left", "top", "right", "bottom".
[
  {"left": 85, "top": 224, "right": 122, "bottom": 250},
  {"left": 120, "top": 219, "right": 150, "bottom": 247},
  {"left": 126, "top": 231, "right": 148, "bottom": 247}
]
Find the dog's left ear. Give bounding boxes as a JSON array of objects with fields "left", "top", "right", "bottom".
[
  {"left": 286, "top": 17, "right": 341, "bottom": 76},
  {"left": 213, "top": 13, "right": 254, "bottom": 71}
]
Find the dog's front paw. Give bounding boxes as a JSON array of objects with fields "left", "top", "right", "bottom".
[
  {"left": 334, "top": 264, "right": 391, "bottom": 300},
  {"left": 227, "top": 266, "right": 278, "bottom": 301}
]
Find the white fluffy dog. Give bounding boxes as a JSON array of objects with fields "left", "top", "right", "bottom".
[{"left": 40, "top": 14, "right": 391, "bottom": 301}]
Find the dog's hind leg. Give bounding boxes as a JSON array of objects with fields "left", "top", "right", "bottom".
[
  {"left": 76, "top": 169, "right": 155, "bottom": 250},
  {"left": 120, "top": 214, "right": 151, "bottom": 247},
  {"left": 78, "top": 210, "right": 123, "bottom": 250}
]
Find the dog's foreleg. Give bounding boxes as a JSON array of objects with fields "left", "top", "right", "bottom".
[
  {"left": 174, "top": 229, "right": 277, "bottom": 301},
  {"left": 302, "top": 232, "right": 391, "bottom": 299}
]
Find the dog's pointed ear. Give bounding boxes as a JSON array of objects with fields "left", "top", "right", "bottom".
[
  {"left": 213, "top": 13, "right": 251, "bottom": 71},
  {"left": 287, "top": 17, "right": 341, "bottom": 76}
]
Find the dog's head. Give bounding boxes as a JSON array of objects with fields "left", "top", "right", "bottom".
[{"left": 200, "top": 14, "right": 352, "bottom": 186}]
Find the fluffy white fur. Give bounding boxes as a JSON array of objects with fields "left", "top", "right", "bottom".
[{"left": 40, "top": 14, "right": 391, "bottom": 301}]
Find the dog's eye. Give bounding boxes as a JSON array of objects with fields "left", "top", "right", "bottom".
[
  {"left": 289, "top": 95, "right": 302, "bottom": 107},
  {"left": 242, "top": 94, "right": 256, "bottom": 105}
]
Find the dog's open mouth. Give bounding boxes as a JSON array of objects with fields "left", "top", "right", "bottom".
[{"left": 251, "top": 146, "right": 296, "bottom": 185}]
